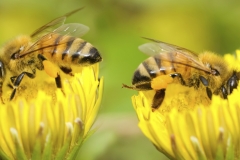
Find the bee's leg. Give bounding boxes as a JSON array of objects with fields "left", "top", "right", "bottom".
[
  {"left": 199, "top": 76, "right": 209, "bottom": 87},
  {"left": 199, "top": 76, "right": 214, "bottom": 99},
  {"left": 226, "top": 71, "right": 238, "bottom": 94},
  {"left": 170, "top": 73, "right": 186, "bottom": 85},
  {"left": 59, "top": 66, "right": 73, "bottom": 76},
  {"left": 221, "top": 86, "right": 228, "bottom": 99},
  {"left": 152, "top": 89, "right": 165, "bottom": 110},
  {"left": 0, "top": 61, "right": 5, "bottom": 103},
  {"left": 38, "top": 54, "right": 64, "bottom": 92},
  {"left": 206, "top": 87, "right": 212, "bottom": 100},
  {"left": 0, "top": 83, "right": 4, "bottom": 104},
  {"left": 10, "top": 72, "right": 35, "bottom": 100},
  {"left": 54, "top": 73, "right": 66, "bottom": 96},
  {"left": 10, "top": 76, "right": 17, "bottom": 84},
  {"left": 55, "top": 73, "right": 62, "bottom": 89}
]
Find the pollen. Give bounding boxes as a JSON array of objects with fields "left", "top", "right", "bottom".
[
  {"left": 151, "top": 75, "right": 173, "bottom": 90},
  {"left": 43, "top": 60, "right": 59, "bottom": 78}
]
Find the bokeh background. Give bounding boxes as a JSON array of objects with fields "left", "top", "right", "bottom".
[{"left": 1, "top": 0, "right": 240, "bottom": 159}]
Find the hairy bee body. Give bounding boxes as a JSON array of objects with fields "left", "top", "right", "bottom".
[
  {"left": 124, "top": 38, "right": 239, "bottom": 109},
  {"left": 0, "top": 8, "right": 102, "bottom": 102}
]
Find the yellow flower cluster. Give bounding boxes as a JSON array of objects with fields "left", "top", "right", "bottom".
[{"left": 0, "top": 64, "right": 103, "bottom": 160}]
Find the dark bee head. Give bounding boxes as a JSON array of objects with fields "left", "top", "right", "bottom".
[
  {"left": 226, "top": 71, "right": 239, "bottom": 94},
  {"left": 220, "top": 71, "right": 240, "bottom": 99},
  {"left": 0, "top": 61, "right": 5, "bottom": 77},
  {"left": 79, "top": 47, "right": 102, "bottom": 65},
  {"left": 0, "top": 36, "right": 31, "bottom": 63},
  {"left": 0, "top": 61, "right": 6, "bottom": 90}
]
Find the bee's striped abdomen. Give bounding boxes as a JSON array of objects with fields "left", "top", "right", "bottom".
[
  {"left": 132, "top": 52, "right": 192, "bottom": 90},
  {"left": 52, "top": 35, "right": 63, "bottom": 56},
  {"left": 71, "top": 41, "right": 87, "bottom": 62},
  {"left": 40, "top": 34, "right": 102, "bottom": 66},
  {"left": 132, "top": 56, "right": 161, "bottom": 90},
  {"left": 62, "top": 37, "right": 76, "bottom": 60}
]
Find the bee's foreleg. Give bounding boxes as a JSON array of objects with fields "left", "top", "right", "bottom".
[
  {"left": 0, "top": 61, "right": 5, "bottom": 103},
  {"left": 206, "top": 87, "right": 212, "bottom": 100},
  {"left": 220, "top": 86, "right": 227, "bottom": 99},
  {"left": 226, "top": 71, "right": 238, "bottom": 94},
  {"left": 199, "top": 76, "right": 214, "bottom": 99},
  {"left": 10, "top": 72, "right": 35, "bottom": 100},
  {"left": 199, "top": 76, "right": 209, "bottom": 87},
  {"left": 0, "top": 84, "right": 4, "bottom": 104}
]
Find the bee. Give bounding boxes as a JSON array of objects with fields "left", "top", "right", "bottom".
[
  {"left": 0, "top": 8, "right": 102, "bottom": 102},
  {"left": 123, "top": 38, "right": 239, "bottom": 109}
]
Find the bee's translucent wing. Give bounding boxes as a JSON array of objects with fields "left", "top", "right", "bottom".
[
  {"left": 31, "top": 7, "right": 84, "bottom": 38},
  {"left": 19, "top": 8, "right": 89, "bottom": 57},
  {"left": 139, "top": 37, "right": 198, "bottom": 57},
  {"left": 139, "top": 38, "right": 179, "bottom": 55},
  {"left": 139, "top": 38, "right": 211, "bottom": 73},
  {"left": 52, "top": 23, "right": 89, "bottom": 37},
  {"left": 30, "top": 16, "right": 66, "bottom": 38},
  {"left": 20, "top": 23, "right": 89, "bottom": 57}
]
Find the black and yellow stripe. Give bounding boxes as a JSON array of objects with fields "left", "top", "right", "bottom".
[
  {"left": 40, "top": 34, "right": 102, "bottom": 66},
  {"left": 132, "top": 52, "right": 191, "bottom": 90}
]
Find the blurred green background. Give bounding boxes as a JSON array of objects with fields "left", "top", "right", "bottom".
[{"left": 1, "top": 0, "right": 240, "bottom": 159}]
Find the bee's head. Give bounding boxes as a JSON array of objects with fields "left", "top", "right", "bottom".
[
  {"left": 226, "top": 71, "right": 240, "bottom": 94},
  {"left": 0, "top": 61, "right": 5, "bottom": 85},
  {"left": 0, "top": 35, "right": 31, "bottom": 63},
  {"left": 220, "top": 71, "right": 240, "bottom": 99}
]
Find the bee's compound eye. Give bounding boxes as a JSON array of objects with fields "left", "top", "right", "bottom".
[
  {"left": 206, "top": 87, "right": 212, "bottom": 99},
  {"left": 199, "top": 76, "right": 209, "bottom": 86},
  {"left": 0, "top": 61, "right": 5, "bottom": 78},
  {"left": 10, "top": 51, "right": 20, "bottom": 60},
  {"left": 221, "top": 86, "right": 228, "bottom": 99},
  {"left": 227, "top": 73, "right": 238, "bottom": 94}
]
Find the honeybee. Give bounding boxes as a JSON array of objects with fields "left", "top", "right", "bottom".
[
  {"left": 0, "top": 8, "right": 102, "bottom": 102},
  {"left": 123, "top": 38, "right": 239, "bottom": 109}
]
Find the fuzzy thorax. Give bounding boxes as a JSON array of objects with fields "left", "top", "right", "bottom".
[{"left": 199, "top": 51, "right": 233, "bottom": 90}]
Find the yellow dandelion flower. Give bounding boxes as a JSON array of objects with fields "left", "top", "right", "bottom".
[
  {"left": 0, "top": 64, "right": 103, "bottom": 160},
  {"left": 131, "top": 51, "right": 240, "bottom": 160}
]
